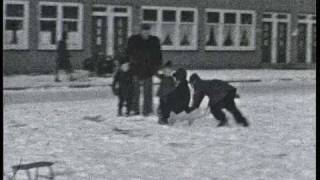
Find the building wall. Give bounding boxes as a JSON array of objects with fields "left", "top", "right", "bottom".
[
  {"left": 3, "top": 0, "right": 92, "bottom": 74},
  {"left": 3, "top": 0, "right": 316, "bottom": 74}
]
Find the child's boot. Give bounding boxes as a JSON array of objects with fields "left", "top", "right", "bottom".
[
  {"left": 217, "top": 120, "right": 228, "bottom": 127},
  {"left": 239, "top": 118, "right": 249, "bottom": 127},
  {"left": 158, "top": 116, "right": 168, "bottom": 125},
  {"left": 125, "top": 110, "right": 130, "bottom": 117},
  {"left": 118, "top": 108, "right": 123, "bottom": 116}
]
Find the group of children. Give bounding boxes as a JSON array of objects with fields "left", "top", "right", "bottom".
[{"left": 112, "top": 60, "right": 249, "bottom": 127}]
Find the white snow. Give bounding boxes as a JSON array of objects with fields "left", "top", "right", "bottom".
[
  {"left": 3, "top": 80, "right": 315, "bottom": 180},
  {"left": 187, "top": 69, "right": 316, "bottom": 82},
  {"left": 4, "top": 69, "right": 315, "bottom": 89}
]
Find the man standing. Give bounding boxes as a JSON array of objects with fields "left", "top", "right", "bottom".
[
  {"left": 127, "top": 24, "right": 162, "bottom": 116},
  {"left": 55, "top": 32, "right": 74, "bottom": 82}
]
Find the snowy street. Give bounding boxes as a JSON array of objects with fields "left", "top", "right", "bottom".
[
  {"left": 3, "top": 69, "right": 316, "bottom": 104},
  {"left": 3, "top": 79, "right": 316, "bottom": 179}
]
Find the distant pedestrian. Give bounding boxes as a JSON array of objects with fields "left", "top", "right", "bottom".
[
  {"left": 158, "top": 68, "right": 191, "bottom": 125},
  {"left": 55, "top": 32, "right": 74, "bottom": 82},
  {"left": 156, "top": 61, "right": 176, "bottom": 116},
  {"left": 112, "top": 61, "right": 134, "bottom": 116},
  {"left": 127, "top": 24, "right": 162, "bottom": 116},
  {"left": 186, "top": 73, "right": 249, "bottom": 127}
]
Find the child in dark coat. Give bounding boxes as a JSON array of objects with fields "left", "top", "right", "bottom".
[
  {"left": 156, "top": 61, "right": 176, "bottom": 116},
  {"left": 158, "top": 68, "right": 190, "bottom": 125},
  {"left": 186, "top": 73, "right": 249, "bottom": 127},
  {"left": 156, "top": 61, "right": 176, "bottom": 97},
  {"left": 112, "top": 62, "right": 134, "bottom": 116}
]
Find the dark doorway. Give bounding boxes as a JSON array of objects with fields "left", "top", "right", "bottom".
[
  {"left": 261, "top": 22, "right": 272, "bottom": 63},
  {"left": 277, "top": 22, "right": 288, "bottom": 63},
  {"left": 297, "top": 23, "right": 307, "bottom": 63}
]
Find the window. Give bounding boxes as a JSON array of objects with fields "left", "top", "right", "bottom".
[
  {"left": 38, "top": 2, "right": 83, "bottom": 50},
  {"left": 142, "top": 7, "right": 198, "bottom": 50},
  {"left": 205, "top": 9, "right": 256, "bottom": 51},
  {"left": 298, "top": 14, "right": 316, "bottom": 23},
  {"left": 3, "top": 1, "right": 29, "bottom": 50},
  {"left": 298, "top": 14, "right": 316, "bottom": 64},
  {"left": 239, "top": 13, "right": 254, "bottom": 47},
  {"left": 92, "top": 7, "right": 107, "bottom": 12}
]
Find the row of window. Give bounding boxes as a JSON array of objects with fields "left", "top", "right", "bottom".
[
  {"left": 141, "top": 7, "right": 257, "bottom": 51},
  {"left": 3, "top": 1, "right": 316, "bottom": 51},
  {"left": 3, "top": 1, "right": 83, "bottom": 50},
  {"left": 4, "top": 1, "right": 29, "bottom": 49}
]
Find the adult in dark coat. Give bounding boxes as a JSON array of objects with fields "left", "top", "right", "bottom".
[
  {"left": 186, "top": 73, "right": 249, "bottom": 127},
  {"left": 55, "top": 32, "right": 74, "bottom": 82},
  {"left": 159, "top": 68, "right": 190, "bottom": 124},
  {"left": 126, "top": 24, "right": 162, "bottom": 116}
]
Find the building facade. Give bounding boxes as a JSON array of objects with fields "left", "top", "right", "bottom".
[{"left": 3, "top": 0, "right": 316, "bottom": 74}]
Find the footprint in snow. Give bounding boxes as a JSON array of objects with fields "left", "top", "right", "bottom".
[
  {"left": 83, "top": 115, "right": 104, "bottom": 122},
  {"left": 167, "top": 142, "right": 194, "bottom": 148}
]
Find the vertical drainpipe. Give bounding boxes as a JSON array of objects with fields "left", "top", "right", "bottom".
[
  {"left": 130, "top": 0, "right": 141, "bottom": 36},
  {"left": 29, "top": 0, "right": 38, "bottom": 51},
  {"left": 256, "top": 0, "right": 265, "bottom": 68},
  {"left": 30, "top": 0, "right": 39, "bottom": 73},
  {"left": 196, "top": 1, "right": 205, "bottom": 69},
  {"left": 289, "top": 0, "right": 299, "bottom": 64},
  {"left": 84, "top": 0, "right": 93, "bottom": 61}
]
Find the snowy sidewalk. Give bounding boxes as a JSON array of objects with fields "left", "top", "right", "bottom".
[
  {"left": 3, "top": 80, "right": 316, "bottom": 179},
  {"left": 3, "top": 69, "right": 316, "bottom": 90}
]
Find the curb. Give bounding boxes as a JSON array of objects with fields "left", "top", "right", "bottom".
[
  {"left": 227, "top": 79, "right": 262, "bottom": 83},
  {"left": 3, "top": 78, "right": 299, "bottom": 91}
]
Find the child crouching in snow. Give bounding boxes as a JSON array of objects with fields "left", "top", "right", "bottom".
[
  {"left": 158, "top": 68, "right": 190, "bottom": 125},
  {"left": 112, "top": 61, "right": 134, "bottom": 116},
  {"left": 186, "top": 73, "right": 249, "bottom": 127}
]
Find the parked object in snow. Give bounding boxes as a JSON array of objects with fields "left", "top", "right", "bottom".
[
  {"left": 82, "top": 55, "right": 116, "bottom": 76},
  {"left": 10, "top": 161, "right": 55, "bottom": 180}
]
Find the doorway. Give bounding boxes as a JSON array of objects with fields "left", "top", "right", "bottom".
[
  {"left": 91, "top": 5, "right": 131, "bottom": 58},
  {"left": 297, "top": 14, "right": 316, "bottom": 64},
  {"left": 261, "top": 13, "right": 291, "bottom": 64}
]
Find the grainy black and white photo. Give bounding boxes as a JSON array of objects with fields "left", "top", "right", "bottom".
[{"left": 3, "top": 0, "right": 316, "bottom": 179}]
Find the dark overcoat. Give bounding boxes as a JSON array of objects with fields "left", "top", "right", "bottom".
[
  {"left": 112, "top": 70, "right": 134, "bottom": 98},
  {"left": 165, "top": 80, "right": 190, "bottom": 114},
  {"left": 190, "top": 79, "right": 237, "bottom": 109},
  {"left": 126, "top": 35, "right": 162, "bottom": 80},
  {"left": 56, "top": 40, "right": 72, "bottom": 71},
  {"left": 156, "top": 74, "right": 176, "bottom": 97}
]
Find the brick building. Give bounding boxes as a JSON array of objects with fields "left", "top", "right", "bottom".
[{"left": 3, "top": 0, "right": 316, "bottom": 74}]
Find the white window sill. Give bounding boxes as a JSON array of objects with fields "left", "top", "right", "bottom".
[
  {"left": 162, "top": 46, "right": 198, "bottom": 51},
  {"left": 205, "top": 46, "right": 256, "bottom": 51},
  {"left": 3, "top": 46, "right": 29, "bottom": 50},
  {"left": 37, "top": 49, "right": 83, "bottom": 51},
  {"left": 38, "top": 46, "right": 83, "bottom": 51}
]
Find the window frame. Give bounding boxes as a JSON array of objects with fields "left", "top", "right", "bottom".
[
  {"left": 38, "top": 1, "right": 83, "bottom": 50},
  {"left": 262, "top": 12, "right": 292, "bottom": 64},
  {"left": 205, "top": 9, "right": 256, "bottom": 51},
  {"left": 92, "top": 5, "right": 133, "bottom": 56},
  {"left": 141, "top": 6, "right": 198, "bottom": 51},
  {"left": 3, "top": 0, "right": 29, "bottom": 50},
  {"left": 298, "top": 14, "right": 316, "bottom": 64}
]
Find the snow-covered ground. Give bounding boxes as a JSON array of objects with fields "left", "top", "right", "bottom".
[
  {"left": 3, "top": 80, "right": 315, "bottom": 180},
  {"left": 3, "top": 69, "right": 315, "bottom": 89}
]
